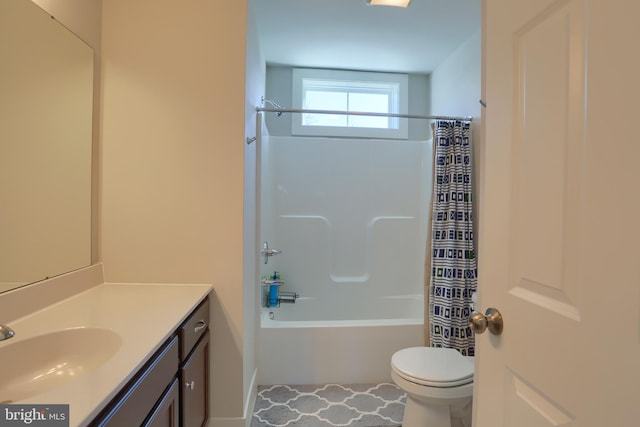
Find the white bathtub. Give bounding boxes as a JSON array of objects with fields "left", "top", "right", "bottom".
[{"left": 257, "top": 295, "right": 424, "bottom": 385}]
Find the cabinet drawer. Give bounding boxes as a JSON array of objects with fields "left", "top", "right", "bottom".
[
  {"left": 180, "top": 298, "right": 209, "bottom": 359},
  {"left": 93, "top": 336, "right": 179, "bottom": 427}
]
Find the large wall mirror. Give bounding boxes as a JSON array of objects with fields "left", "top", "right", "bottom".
[{"left": 0, "top": 0, "right": 93, "bottom": 292}]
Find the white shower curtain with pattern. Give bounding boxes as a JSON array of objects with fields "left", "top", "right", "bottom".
[{"left": 428, "top": 120, "right": 477, "bottom": 356}]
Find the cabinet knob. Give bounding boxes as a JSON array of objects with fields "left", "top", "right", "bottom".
[{"left": 185, "top": 380, "right": 195, "bottom": 390}]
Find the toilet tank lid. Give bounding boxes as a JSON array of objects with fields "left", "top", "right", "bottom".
[{"left": 392, "top": 347, "right": 474, "bottom": 385}]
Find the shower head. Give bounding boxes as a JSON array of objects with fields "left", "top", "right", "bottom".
[{"left": 261, "top": 96, "right": 284, "bottom": 117}]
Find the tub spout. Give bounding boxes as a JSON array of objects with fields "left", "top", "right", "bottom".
[{"left": 278, "top": 292, "right": 298, "bottom": 304}]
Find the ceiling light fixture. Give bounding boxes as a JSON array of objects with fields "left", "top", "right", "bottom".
[{"left": 365, "top": 0, "right": 412, "bottom": 7}]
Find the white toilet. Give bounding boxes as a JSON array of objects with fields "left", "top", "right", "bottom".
[{"left": 391, "top": 347, "right": 474, "bottom": 427}]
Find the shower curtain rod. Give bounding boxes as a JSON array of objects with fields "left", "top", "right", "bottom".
[{"left": 256, "top": 107, "right": 472, "bottom": 122}]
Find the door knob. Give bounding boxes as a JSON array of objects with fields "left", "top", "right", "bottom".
[{"left": 469, "top": 307, "right": 503, "bottom": 335}]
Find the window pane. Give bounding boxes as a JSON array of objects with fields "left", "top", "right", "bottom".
[
  {"left": 292, "top": 68, "right": 408, "bottom": 139},
  {"left": 348, "top": 93, "right": 389, "bottom": 129},
  {"left": 303, "top": 90, "right": 348, "bottom": 126}
]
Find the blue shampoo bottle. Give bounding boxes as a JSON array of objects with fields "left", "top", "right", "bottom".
[{"left": 268, "top": 271, "right": 280, "bottom": 307}]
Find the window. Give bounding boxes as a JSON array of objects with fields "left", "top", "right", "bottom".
[{"left": 292, "top": 68, "right": 409, "bottom": 139}]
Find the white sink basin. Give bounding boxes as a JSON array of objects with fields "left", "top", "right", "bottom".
[{"left": 0, "top": 327, "right": 122, "bottom": 403}]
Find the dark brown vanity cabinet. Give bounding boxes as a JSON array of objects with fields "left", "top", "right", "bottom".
[
  {"left": 179, "top": 298, "right": 210, "bottom": 427},
  {"left": 146, "top": 379, "right": 180, "bottom": 427},
  {"left": 90, "top": 297, "right": 210, "bottom": 427}
]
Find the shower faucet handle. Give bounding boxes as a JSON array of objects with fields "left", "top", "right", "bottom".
[{"left": 261, "top": 241, "right": 281, "bottom": 264}]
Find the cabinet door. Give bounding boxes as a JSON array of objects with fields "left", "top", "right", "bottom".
[
  {"left": 92, "top": 336, "right": 180, "bottom": 427},
  {"left": 145, "top": 378, "right": 179, "bottom": 427},
  {"left": 181, "top": 331, "right": 209, "bottom": 427}
]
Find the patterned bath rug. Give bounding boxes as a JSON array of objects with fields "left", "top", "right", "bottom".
[{"left": 251, "top": 383, "right": 405, "bottom": 427}]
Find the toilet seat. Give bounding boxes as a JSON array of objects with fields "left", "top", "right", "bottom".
[{"left": 391, "top": 347, "right": 474, "bottom": 388}]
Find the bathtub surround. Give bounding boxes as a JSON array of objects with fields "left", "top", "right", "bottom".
[
  {"left": 428, "top": 120, "right": 476, "bottom": 355},
  {"left": 258, "top": 134, "right": 429, "bottom": 384},
  {"left": 262, "top": 136, "right": 431, "bottom": 303},
  {"left": 251, "top": 383, "right": 405, "bottom": 427},
  {"left": 261, "top": 134, "right": 430, "bottom": 301}
]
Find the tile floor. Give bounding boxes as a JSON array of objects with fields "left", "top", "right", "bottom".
[{"left": 251, "top": 383, "right": 405, "bottom": 427}]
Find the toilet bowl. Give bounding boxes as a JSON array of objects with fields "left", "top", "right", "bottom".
[{"left": 391, "top": 347, "right": 474, "bottom": 427}]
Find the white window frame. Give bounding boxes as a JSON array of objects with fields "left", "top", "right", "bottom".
[{"left": 292, "top": 68, "right": 409, "bottom": 139}]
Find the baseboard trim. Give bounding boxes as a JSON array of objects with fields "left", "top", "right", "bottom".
[
  {"left": 207, "top": 368, "right": 258, "bottom": 427},
  {"left": 207, "top": 417, "right": 246, "bottom": 427},
  {"left": 244, "top": 369, "right": 258, "bottom": 427}
]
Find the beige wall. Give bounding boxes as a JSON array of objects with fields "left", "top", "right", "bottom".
[{"left": 101, "top": 0, "right": 248, "bottom": 423}]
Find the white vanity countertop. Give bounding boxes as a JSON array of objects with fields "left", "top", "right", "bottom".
[{"left": 0, "top": 282, "right": 212, "bottom": 426}]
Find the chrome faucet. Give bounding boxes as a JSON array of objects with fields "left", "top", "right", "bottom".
[{"left": 0, "top": 325, "right": 15, "bottom": 341}]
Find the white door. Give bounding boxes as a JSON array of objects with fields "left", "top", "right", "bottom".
[{"left": 475, "top": 0, "right": 640, "bottom": 426}]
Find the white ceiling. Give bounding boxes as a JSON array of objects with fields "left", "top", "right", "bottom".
[{"left": 250, "top": 0, "right": 481, "bottom": 74}]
